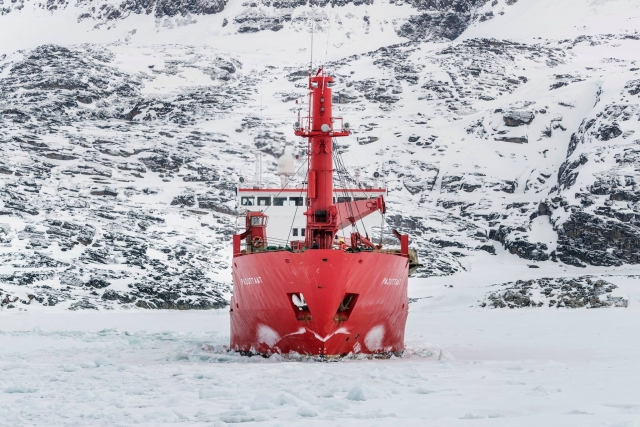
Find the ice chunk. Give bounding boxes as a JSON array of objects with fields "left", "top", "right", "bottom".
[
  {"left": 531, "top": 386, "right": 562, "bottom": 396},
  {"left": 0, "top": 362, "right": 26, "bottom": 371},
  {"left": 346, "top": 384, "right": 378, "bottom": 401},
  {"left": 4, "top": 385, "right": 38, "bottom": 394},
  {"left": 294, "top": 390, "right": 319, "bottom": 405},
  {"left": 199, "top": 389, "right": 237, "bottom": 399},
  {"left": 249, "top": 401, "right": 274, "bottom": 410},
  {"left": 461, "top": 412, "right": 485, "bottom": 419},
  {"left": 141, "top": 411, "right": 180, "bottom": 423},
  {"left": 218, "top": 410, "right": 267, "bottom": 423},
  {"left": 94, "top": 356, "right": 109, "bottom": 367},
  {"left": 296, "top": 406, "right": 318, "bottom": 417},
  {"left": 321, "top": 399, "right": 350, "bottom": 411},
  {"left": 273, "top": 392, "right": 299, "bottom": 406}
]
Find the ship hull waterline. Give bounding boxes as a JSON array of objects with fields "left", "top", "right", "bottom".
[{"left": 230, "top": 250, "right": 409, "bottom": 357}]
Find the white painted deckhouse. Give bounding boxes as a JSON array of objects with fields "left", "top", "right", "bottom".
[{"left": 235, "top": 187, "right": 386, "bottom": 246}]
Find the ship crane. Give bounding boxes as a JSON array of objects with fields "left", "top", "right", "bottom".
[{"left": 293, "top": 68, "right": 387, "bottom": 251}]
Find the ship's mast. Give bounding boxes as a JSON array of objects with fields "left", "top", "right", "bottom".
[{"left": 294, "top": 68, "right": 349, "bottom": 249}]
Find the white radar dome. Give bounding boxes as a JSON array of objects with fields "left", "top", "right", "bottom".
[{"left": 277, "top": 153, "right": 295, "bottom": 176}]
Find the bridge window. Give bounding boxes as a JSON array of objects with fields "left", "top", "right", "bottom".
[
  {"left": 251, "top": 216, "right": 267, "bottom": 226},
  {"left": 241, "top": 196, "right": 255, "bottom": 206},
  {"left": 301, "top": 228, "right": 305, "bottom": 237},
  {"left": 274, "top": 197, "right": 287, "bottom": 206},
  {"left": 292, "top": 228, "right": 298, "bottom": 237},
  {"left": 257, "top": 197, "right": 271, "bottom": 206},
  {"left": 290, "top": 197, "right": 304, "bottom": 206},
  {"left": 354, "top": 197, "right": 367, "bottom": 201},
  {"left": 337, "top": 196, "right": 351, "bottom": 203}
]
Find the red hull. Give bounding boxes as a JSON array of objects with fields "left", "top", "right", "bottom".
[{"left": 230, "top": 250, "right": 409, "bottom": 357}]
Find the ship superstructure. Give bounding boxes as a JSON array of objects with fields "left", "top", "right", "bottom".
[{"left": 235, "top": 187, "right": 387, "bottom": 246}]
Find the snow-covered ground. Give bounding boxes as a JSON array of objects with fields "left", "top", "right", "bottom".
[{"left": 2, "top": 257, "right": 640, "bottom": 426}]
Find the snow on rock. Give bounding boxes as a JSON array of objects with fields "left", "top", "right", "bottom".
[
  {"left": 0, "top": 0, "right": 639, "bottom": 312},
  {"left": 481, "top": 276, "right": 629, "bottom": 309},
  {"left": 397, "top": 2, "right": 484, "bottom": 42}
]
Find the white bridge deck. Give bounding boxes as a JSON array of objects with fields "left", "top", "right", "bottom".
[{"left": 235, "top": 187, "right": 387, "bottom": 246}]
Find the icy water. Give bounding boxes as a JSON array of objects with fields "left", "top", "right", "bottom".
[{"left": 2, "top": 263, "right": 640, "bottom": 426}]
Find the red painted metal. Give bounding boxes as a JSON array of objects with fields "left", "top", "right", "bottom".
[
  {"left": 393, "top": 229, "right": 409, "bottom": 257},
  {"left": 230, "top": 68, "right": 410, "bottom": 357},
  {"left": 293, "top": 69, "right": 353, "bottom": 249},
  {"left": 335, "top": 196, "right": 386, "bottom": 230},
  {"left": 231, "top": 250, "right": 408, "bottom": 356}
]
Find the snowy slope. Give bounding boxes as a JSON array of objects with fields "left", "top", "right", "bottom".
[
  {"left": 0, "top": 0, "right": 640, "bottom": 310},
  {"left": 463, "top": 0, "right": 640, "bottom": 42},
  {"left": 0, "top": 0, "right": 483, "bottom": 57}
]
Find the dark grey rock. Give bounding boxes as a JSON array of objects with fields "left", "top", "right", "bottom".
[
  {"left": 398, "top": 12, "right": 470, "bottom": 42},
  {"left": 503, "top": 111, "right": 534, "bottom": 126},
  {"left": 88, "top": 278, "right": 110, "bottom": 288},
  {"left": 482, "top": 277, "right": 628, "bottom": 309},
  {"left": 494, "top": 136, "right": 528, "bottom": 143},
  {"left": 101, "top": 289, "right": 119, "bottom": 300},
  {"left": 489, "top": 226, "right": 550, "bottom": 261},
  {"left": 171, "top": 194, "right": 196, "bottom": 207},
  {"left": 556, "top": 211, "right": 640, "bottom": 266},
  {"left": 595, "top": 124, "right": 622, "bottom": 141},
  {"left": 68, "top": 300, "right": 98, "bottom": 310},
  {"left": 625, "top": 79, "right": 640, "bottom": 96}
]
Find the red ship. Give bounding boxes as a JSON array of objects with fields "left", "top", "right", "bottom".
[{"left": 230, "top": 68, "right": 418, "bottom": 357}]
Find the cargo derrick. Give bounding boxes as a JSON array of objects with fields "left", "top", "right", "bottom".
[{"left": 294, "top": 68, "right": 385, "bottom": 250}]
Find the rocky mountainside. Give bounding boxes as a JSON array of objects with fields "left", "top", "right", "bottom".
[
  {"left": 1, "top": 0, "right": 639, "bottom": 310},
  {"left": 1, "top": 0, "right": 487, "bottom": 40}
]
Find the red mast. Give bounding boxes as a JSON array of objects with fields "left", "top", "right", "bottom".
[{"left": 294, "top": 68, "right": 350, "bottom": 249}]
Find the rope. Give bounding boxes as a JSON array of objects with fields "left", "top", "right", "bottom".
[
  {"left": 333, "top": 141, "right": 373, "bottom": 238},
  {"left": 380, "top": 212, "right": 385, "bottom": 246},
  {"left": 324, "top": 6, "right": 332, "bottom": 70},
  {"left": 309, "top": 1, "right": 314, "bottom": 72},
  {"left": 332, "top": 138, "right": 372, "bottom": 238}
]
